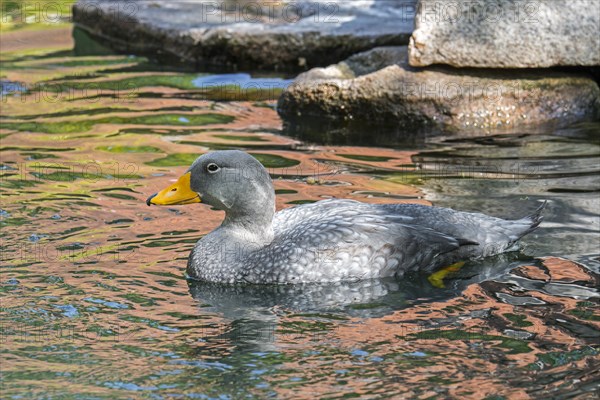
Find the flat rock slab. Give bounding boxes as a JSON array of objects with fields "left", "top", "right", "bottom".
[
  {"left": 73, "top": 0, "right": 417, "bottom": 70},
  {"left": 277, "top": 46, "right": 600, "bottom": 135},
  {"left": 409, "top": 0, "right": 600, "bottom": 68}
]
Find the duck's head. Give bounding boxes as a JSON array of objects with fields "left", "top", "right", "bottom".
[{"left": 146, "top": 151, "right": 275, "bottom": 220}]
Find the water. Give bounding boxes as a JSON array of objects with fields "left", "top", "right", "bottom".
[{"left": 1, "top": 23, "right": 599, "bottom": 399}]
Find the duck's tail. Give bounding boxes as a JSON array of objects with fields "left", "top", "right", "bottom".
[
  {"left": 418, "top": 201, "right": 547, "bottom": 273},
  {"left": 509, "top": 200, "right": 547, "bottom": 243},
  {"left": 520, "top": 200, "right": 546, "bottom": 235}
]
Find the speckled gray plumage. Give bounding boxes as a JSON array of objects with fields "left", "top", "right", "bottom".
[{"left": 184, "top": 151, "right": 545, "bottom": 284}]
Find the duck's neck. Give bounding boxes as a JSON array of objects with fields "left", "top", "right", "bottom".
[
  {"left": 190, "top": 188, "right": 275, "bottom": 282},
  {"left": 221, "top": 192, "right": 276, "bottom": 245},
  {"left": 222, "top": 210, "right": 274, "bottom": 245}
]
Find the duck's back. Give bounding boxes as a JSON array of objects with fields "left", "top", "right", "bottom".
[{"left": 239, "top": 200, "right": 543, "bottom": 284}]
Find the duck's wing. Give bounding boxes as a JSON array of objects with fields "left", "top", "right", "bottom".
[
  {"left": 378, "top": 202, "right": 546, "bottom": 259},
  {"left": 245, "top": 200, "right": 470, "bottom": 283}
]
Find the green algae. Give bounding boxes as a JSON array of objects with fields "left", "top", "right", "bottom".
[
  {"left": 21, "top": 152, "right": 60, "bottom": 159},
  {"left": 213, "top": 134, "right": 267, "bottom": 142},
  {"left": 101, "top": 192, "right": 137, "bottom": 200},
  {"left": 278, "top": 320, "right": 334, "bottom": 335},
  {"left": 426, "top": 376, "right": 456, "bottom": 385},
  {"left": 290, "top": 313, "right": 349, "bottom": 321},
  {"left": 117, "top": 128, "right": 211, "bottom": 136},
  {"left": 6, "top": 106, "right": 200, "bottom": 121},
  {"left": 92, "top": 187, "right": 138, "bottom": 193},
  {"left": 339, "top": 154, "right": 395, "bottom": 162},
  {"left": 142, "top": 239, "right": 196, "bottom": 248},
  {"left": 1, "top": 146, "right": 76, "bottom": 152},
  {"left": 177, "top": 140, "right": 287, "bottom": 151},
  {"left": 407, "top": 329, "right": 532, "bottom": 354},
  {"left": 31, "top": 170, "right": 142, "bottom": 182},
  {"left": 51, "top": 56, "right": 145, "bottom": 68},
  {"left": 119, "top": 314, "right": 178, "bottom": 332},
  {"left": 146, "top": 152, "right": 299, "bottom": 168},
  {"left": 275, "top": 189, "right": 298, "bottom": 195},
  {"left": 348, "top": 303, "right": 388, "bottom": 310},
  {"left": 503, "top": 313, "right": 534, "bottom": 327},
  {"left": 162, "top": 311, "right": 211, "bottom": 321},
  {"left": 198, "top": 85, "right": 285, "bottom": 101},
  {"left": 568, "top": 308, "right": 600, "bottom": 321},
  {"left": 2, "top": 113, "right": 235, "bottom": 134},
  {"left": 37, "top": 74, "right": 203, "bottom": 91},
  {"left": 286, "top": 199, "right": 316, "bottom": 205},
  {"left": 125, "top": 113, "right": 234, "bottom": 126},
  {"left": 527, "top": 347, "right": 598, "bottom": 370},
  {"left": 96, "top": 145, "right": 161, "bottom": 153},
  {"left": 383, "top": 173, "right": 425, "bottom": 186},
  {"left": 7, "top": 107, "right": 132, "bottom": 121},
  {"left": 146, "top": 153, "right": 199, "bottom": 167},
  {"left": 119, "top": 293, "right": 156, "bottom": 307},
  {"left": 249, "top": 153, "right": 299, "bottom": 168},
  {"left": 0, "top": 178, "right": 43, "bottom": 189},
  {"left": 29, "top": 74, "right": 286, "bottom": 100}
]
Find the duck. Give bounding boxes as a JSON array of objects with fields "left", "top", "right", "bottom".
[{"left": 146, "top": 150, "right": 545, "bottom": 284}]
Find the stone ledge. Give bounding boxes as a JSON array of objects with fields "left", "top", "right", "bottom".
[
  {"left": 72, "top": 0, "right": 417, "bottom": 71},
  {"left": 278, "top": 46, "right": 600, "bottom": 135},
  {"left": 408, "top": 0, "right": 600, "bottom": 68}
]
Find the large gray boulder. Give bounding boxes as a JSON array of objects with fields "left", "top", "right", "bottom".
[
  {"left": 72, "top": 0, "right": 416, "bottom": 70},
  {"left": 277, "top": 46, "right": 600, "bottom": 135},
  {"left": 409, "top": 0, "right": 600, "bottom": 68}
]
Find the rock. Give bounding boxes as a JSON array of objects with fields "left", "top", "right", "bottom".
[
  {"left": 409, "top": 0, "right": 600, "bottom": 68},
  {"left": 277, "top": 46, "right": 600, "bottom": 138},
  {"left": 72, "top": 0, "right": 416, "bottom": 71}
]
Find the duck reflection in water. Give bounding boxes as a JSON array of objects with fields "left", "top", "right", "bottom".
[{"left": 186, "top": 253, "right": 530, "bottom": 351}]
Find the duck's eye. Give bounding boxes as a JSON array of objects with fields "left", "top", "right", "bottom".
[{"left": 206, "top": 163, "right": 220, "bottom": 173}]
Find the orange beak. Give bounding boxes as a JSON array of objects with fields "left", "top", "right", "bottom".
[{"left": 146, "top": 172, "right": 201, "bottom": 206}]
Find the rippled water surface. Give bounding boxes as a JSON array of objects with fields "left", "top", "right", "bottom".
[{"left": 1, "top": 24, "right": 599, "bottom": 399}]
